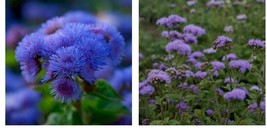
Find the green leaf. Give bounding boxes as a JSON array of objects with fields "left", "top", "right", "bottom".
[
  {"left": 45, "top": 112, "right": 72, "bottom": 125},
  {"left": 89, "top": 80, "right": 123, "bottom": 101},
  {"left": 82, "top": 95, "right": 129, "bottom": 124},
  {"left": 194, "top": 109, "right": 203, "bottom": 118},
  {"left": 168, "top": 119, "right": 180, "bottom": 125},
  {"left": 165, "top": 94, "right": 179, "bottom": 101},
  {"left": 150, "top": 120, "right": 162, "bottom": 125}
]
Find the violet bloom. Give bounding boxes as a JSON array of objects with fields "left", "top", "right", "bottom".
[
  {"left": 6, "top": 25, "right": 30, "bottom": 49},
  {"left": 161, "top": 31, "right": 169, "bottom": 38},
  {"left": 183, "top": 24, "right": 206, "bottom": 37},
  {"left": 176, "top": 101, "right": 189, "bottom": 114},
  {"left": 211, "top": 61, "right": 225, "bottom": 71},
  {"left": 183, "top": 33, "right": 198, "bottom": 44},
  {"left": 177, "top": 70, "right": 193, "bottom": 79},
  {"left": 166, "top": 40, "right": 191, "bottom": 55},
  {"left": 189, "top": 85, "right": 199, "bottom": 94},
  {"left": 229, "top": 60, "right": 251, "bottom": 73},
  {"left": 147, "top": 69, "right": 171, "bottom": 84},
  {"left": 250, "top": 85, "right": 262, "bottom": 94},
  {"left": 6, "top": 88, "right": 41, "bottom": 125},
  {"left": 260, "top": 101, "right": 265, "bottom": 111},
  {"left": 212, "top": 36, "right": 232, "bottom": 49},
  {"left": 207, "top": 0, "right": 225, "bottom": 8},
  {"left": 203, "top": 48, "right": 217, "bottom": 54},
  {"left": 247, "top": 39, "right": 265, "bottom": 49},
  {"left": 194, "top": 71, "right": 207, "bottom": 79},
  {"left": 139, "top": 80, "right": 155, "bottom": 95},
  {"left": 187, "top": 0, "right": 197, "bottom": 6},
  {"left": 205, "top": 109, "right": 214, "bottom": 117},
  {"left": 224, "top": 77, "right": 237, "bottom": 84},
  {"left": 236, "top": 14, "right": 247, "bottom": 21},
  {"left": 216, "top": 88, "right": 224, "bottom": 96},
  {"left": 165, "top": 67, "right": 178, "bottom": 78},
  {"left": 224, "top": 88, "right": 247, "bottom": 101},
  {"left": 247, "top": 102, "right": 258, "bottom": 112},
  {"left": 169, "top": 31, "right": 183, "bottom": 41},
  {"left": 139, "top": 53, "right": 143, "bottom": 61},
  {"left": 188, "top": 51, "right": 205, "bottom": 59},
  {"left": 224, "top": 26, "right": 233, "bottom": 33},
  {"left": 222, "top": 53, "right": 237, "bottom": 62},
  {"left": 15, "top": 11, "right": 125, "bottom": 103},
  {"left": 156, "top": 14, "right": 187, "bottom": 28}
]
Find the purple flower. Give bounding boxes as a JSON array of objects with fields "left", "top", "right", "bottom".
[
  {"left": 165, "top": 67, "right": 178, "bottom": 78},
  {"left": 203, "top": 48, "right": 217, "bottom": 54},
  {"left": 166, "top": 40, "right": 191, "bottom": 55},
  {"left": 207, "top": 0, "right": 225, "bottom": 8},
  {"left": 247, "top": 102, "right": 258, "bottom": 112},
  {"left": 224, "top": 26, "right": 233, "bottom": 33},
  {"left": 51, "top": 78, "right": 81, "bottom": 103},
  {"left": 250, "top": 85, "right": 262, "bottom": 94},
  {"left": 147, "top": 69, "right": 171, "bottom": 84},
  {"left": 139, "top": 80, "right": 155, "bottom": 95},
  {"left": 177, "top": 82, "right": 189, "bottom": 89},
  {"left": 216, "top": 88, "right": 224, "bottom": 96},
  {"left": 110, "top": 66, "right": 132, "bottom": 92},
  {"left": 224, "top": 88, "right": 247, "bottom": 101},
  {"left": 15, "top": 33, "right": 45, "bottom": 83},
  {"left": 222, "top": 53, "right": 237, "bottom": 61},
  {"left": 38, "top": 17, "right": 64, "bottom": 36},
  {"left": 247, "top": 39, "right": 265, "bottom": 49},
  {"left": 176, "top": 102, "right": 189, "bottom": 114},
  {"left": 187, "top": 57, "right": 199, "bottom": 64},
  {"left": 194, "top": 71, "right": 207, "bottom": 79},
  {"left": 139, "top": 53, "right": 143, "bottom": 61},
  {"left": 224, "top": 77, "right": 237, "bottom": 84},
  {"left": 177, "top": 70, "right": 193, "bottom": 79},
  {"left": 189, "top": 51, "right": 205, "bottom": 59},
  {"left": 88, "top": 23, "right": 125, "bottom": 63},
  {"left": 211, "top": 61, "right": 225, "bottom": 71},
  {"left": 189, "top": 84, "right": 199, "bottom": 94},
  {"left": 62, "top": 11, "right": 97, "bottom": 24},
  {"left": 6, "top": 88, "right": 41, "bottom": 125},
  {"left": 183, "top": 24, "right": 206, "bottom": 37},
  {"left": 156, "top": 15, "right": 187, "bottom": 28},
  {"left": 236, "top": 14, "right": 247, "bottom": 21},
  {"left": 260, "top": 101, "right": 265, "bottom": 111},
  {"left": 187, "top": 0, "right": 197, "bottom": 6},
  {"left": 6, "top": 25, "right": 30, "bottom": 49},
  {"left": 169, "top": 31, "right": 183, "bottom": 40},
  {"left": 183, "top": 33, "right": 198, "bottom": 44},
  {"left": 161, "top": 31, "right": 169, "bottom": 38},
  {"left": 212, "top": 36, "right": 232, "bottom": 49},
  {"left": 43, "top": 46, "right": 86, "bottom": 82},
  {"left": 229, "top": 60, "right": 251, "bottom": 73},
  {"left": 205, "top": 109, "right": 214, "bottom": 117}
]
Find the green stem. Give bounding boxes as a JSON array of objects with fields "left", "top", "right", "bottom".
[
  {"left": 224, "top": 52, "right": 233, "bottom": 89},
  {"left": 72, "top": 99, "right": 83, "bottom": 124},
  {"left": 211, "top": 75, "right": 222, "bottom": 124}
]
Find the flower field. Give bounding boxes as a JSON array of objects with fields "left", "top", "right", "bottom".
[{"left": 139, "top": 0, "right": 265, "bottom": 125}]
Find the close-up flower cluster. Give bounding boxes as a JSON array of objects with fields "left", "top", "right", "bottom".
[
  {"left": 140, "top": 0, "right": 265, "bottom": 125},
  {"left": 6, "top": 0, "right": 132, "bottom": 125}
]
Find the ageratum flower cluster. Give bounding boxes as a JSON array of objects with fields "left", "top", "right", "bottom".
[{"left": 15, "top": 11, "right": 125, "bottom": 103}]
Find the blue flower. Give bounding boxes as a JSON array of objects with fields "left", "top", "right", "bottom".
[
  {"left": 6, "top": 88, "right": 41, "bottom": 125},
  {"left": 51, "top": 78, "right": 81, "bottom": 103},
  {"left": 62, "top": 11, "right": 97, "bottom": 24},
  {"left": 43, "top": 46, "right": 86, "bottom": 82},
  {"left": 88, "top": 23, "right": 125, "bottom": 63},
  {"left": 15, "top": 33, "right": 45, "bottom": 83}
]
